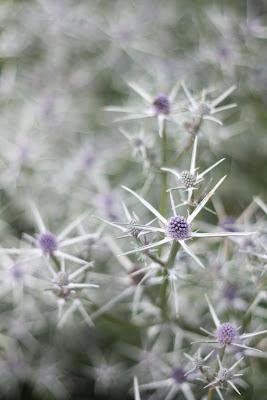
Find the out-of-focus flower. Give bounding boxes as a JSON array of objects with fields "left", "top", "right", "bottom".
[
  {"left": 105, "top": 80, "right": 181, "bottom": 137},
  {"left": 193, "top": 295, "right": 267, "bottom": 352},
  {"left": 184, "top": 348, "right": 214, "bottom": 376},
  {"left": 138, "top": 351, "right": 196, "bottom": 400},
  {"left": 0, "top": 206, "right": 95, "bottom": 266},
  {"left": 120, "top": 127, "right": 157, "bottom": 168},
  {"left": 204, "top": 355, "right": 245, "bottom": 400},
  {"left": 181, "top": 82, "right": 237, "bottom": 132},
  {"left": 44, "top": 257, "right": 98, "bottom": 327}
]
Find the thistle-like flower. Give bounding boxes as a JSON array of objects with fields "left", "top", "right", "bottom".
[
  {"left": 105, "top": 80, "right": 181, "bottom": 137},
  {"left": 181, "top": 83, "right": 237, "bottom": 134},
  {"left": 86, "top": 346, "right": 127, "bottom": 396},
  {"left": 204, "top": 355, "right": 244, "bottom": 400},
  {"left": 120, "top": 127, "right": 156, "bottom": 168},
  {"left": 184, "top": 349, "right": 214, "bottom": 376},
  {"left": 116, "top": 177, "right": 254, "bottom": 269},
  {"left": 0, "top": 254, "right": 40, "bottom": 306},
  {"left": 139, "top": 363, "right": 196, "bottom": 400},
  {"left": 45, "top": 258, "right": 98, "bottom": 327},
  {"left": 98, "top": 201, "right": 157, "bottom": 241},
  {"left": 162, "top": 135, "right": 225, "bottom": 203},
  {"left": 194, "top": 295, "right": 267, "bottom": 352},
  {"left": 0, "top": 206, "right": 95, "bottom": 266}
]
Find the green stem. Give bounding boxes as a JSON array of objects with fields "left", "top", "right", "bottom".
[
  {"left": 219, "top": 345, "right": 226, "bottom": 361},
  {"left": 173, "top": 135, "right": 195, "bottom": 164},
  {"left": 134, "top": 236, "right": 165, "bottom": 267},
  {"left": 160, "top": 268, "right": 169, "bottom": 315},
  {"left": 207, "top": 388, "right": 214, "bottom": 400},
  {"left": 51, "top": 254, "right": 61, "bottom": 271},
  {"left": 159, "top": 121, "right": 167, "bottom": 218},
  {"left": 146, "top": 251, "right": 165, "bottom": 267},
  {"left": 166, "top": 240, "right": 180, "bottom": 268}
]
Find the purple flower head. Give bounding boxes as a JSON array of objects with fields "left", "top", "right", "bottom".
[
  {"left": 153, "top": 94, "right": 170, "bottom": 115},
  {"left": 117, "top": 26, "right": 133, "bottom": 41},
  {"left": 215, "top": 322, "right": 237, "bottom": 345},
  {"left": 99, "top": 192, "right": 119, "bottom": 221},
  {"left": 42, "top": 95, "right": 56, "bottom": 117},
  {"left": 166, "top": 215, "right": 191, "bottom": 240},
  {"left": 80, "top": 148, "right": 96, "bottom": 169},
  {"left": 171, "top": 367, "right": 187, "bottom": 384},
  {"left": 217, "top": 46, "right": 232, "bottom": 61},
  {"left": 17, "top": 144, "right": 31, "bottom": 164},
  {"left": 219, "top": 216, "right": 236, "bottom": 232},
  {"left": 37, "top": 232, "right": 58, "bottom": 255},
  {"left": 133, "top": 137, "right": 144, "bottom": 148},
  {"left": 222, "top": 283, "right": 237, "bottom": 301},
  {"left": 9, "top": 263, "right": 25, "bottom": 281}
]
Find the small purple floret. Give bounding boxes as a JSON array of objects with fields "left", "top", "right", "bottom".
[
  {"left": 153, "top": 94, "right": 170, "bottom": 115},
  {"left": 219, "top": 216, "right": 236, "bottom": 232},
  {"left": 80, "top": 148, "right": 95, "bottom": 169},
  {"left": 171, "top": 367, "right": 186, "bottom": 384},
  {"left": 37, "top": 232, "right": 58, "bottom": 254},
  {"left": 9, "top": 263, "right": 24, "bottom": 281},
  {"left": 223, "top": 283, "right": 237, "bottom": 301},
  {"left": 166, "top": 216, "right": 191, "bottom": 240},
  {"left": 215, "top": 322, "right": 237, "bottom": 345}
]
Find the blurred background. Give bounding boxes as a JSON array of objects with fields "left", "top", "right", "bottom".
[{"left": 0, "top": 0, "right": 267, "bottom": 399}]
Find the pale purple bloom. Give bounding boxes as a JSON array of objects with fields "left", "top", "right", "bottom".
[
  {"left": 193, "top": 295, "right": 267, "bottom": 353},
  {"left": 105, "top": 80, "right": 181, "bottom": 137}
]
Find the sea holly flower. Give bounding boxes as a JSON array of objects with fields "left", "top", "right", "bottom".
[
  {"left": 120, "top": 127, "right": 156, "bottom": 168},
  {"left": 117, "top": 177, "right": 254, "bottom": 269},
  {"left": 162, "top": 135, "right": 225, "bottom": 203},
  {"left": 0, "top": 254, "right": 44, "bottom": 307},
  {"left": 139, "top": 363, "right": 196, "bottom": 400},
  {"left": 44, "top": 258, "right": 99, "bottom": 327},
  {"left": 105, "top": 80, "right": 181, "bottom": 137},
  {"left": 87, "top": 351, "right": 126, "bottom": 396},
  {"left": 98, "top": 201, "right": 158, "bottom": 241},
  {"left": 184, "top": 349, "right": 214, "bottom": 376},
  {"left": 204, "top": 355, "right": 245, "bottom": 400},
  {"left": 136, "top": 339, "right": 198, "bottom": 399},
  {"left": 194, "top": 295, "right": 267, "bottom": 352},
  {"left": 181, "top": 82, "right": 237, "bottom": 130},
  {"left": 0, "top": 205, "right": 95, "bottom": 266}
]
